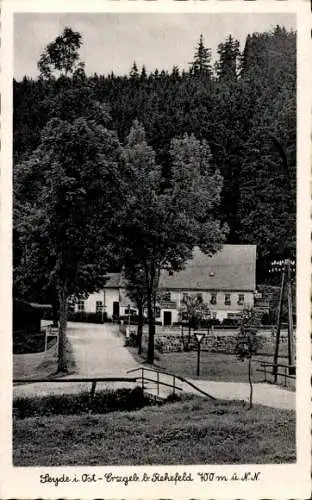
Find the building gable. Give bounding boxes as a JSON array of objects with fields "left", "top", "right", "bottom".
[{"left": 159, "top": 245, "right": 256, "bottom": 291}]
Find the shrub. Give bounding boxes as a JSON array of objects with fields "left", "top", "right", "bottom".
[
  {"left": 13, "top": 332, "right": 46, "bottom": 354},
  {"left": 166, "top": 392, "right": 181, "bottom": 403},
  {"left": 67, "top": 311, "right": 107, "bottom": 324},
  {"left": 222, "top": 318, "right": 239, "bottom": 327},
  {"left": 13, "top": 387, "right": 153, "bottom": 419}
]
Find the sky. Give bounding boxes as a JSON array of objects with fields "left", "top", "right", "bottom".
[{"left": 14, "top": 13, "right": 296, "bottom": 80}]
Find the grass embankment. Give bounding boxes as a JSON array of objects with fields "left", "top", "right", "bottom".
[
  {"left": 13, "top": 335, "right": 76, "bottom": 380},
  {"left": 128, "top": 346, "right": 292, "bottom": 386},
  {"left": 157, "top": 352, "right": 291, "bottom": 383},
  {"left": 13, "top": 396, "right": 295, "bottom": 466},
  {"left": 13, "top": 387, "right": 152, "bottom": 419}
]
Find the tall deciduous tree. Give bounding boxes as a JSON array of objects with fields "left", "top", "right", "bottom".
[
  {"left": 38, "top": 27, "right": 84, "bottom": 79},
  {"left": 14, "top": 117, "right": 121, "bottom": 372},
  {"left": 180, "top": 293, "right": 209, "bottom": 346},
  {"left": 123, "top": 264, "right": 147, "bottom": 354},
  {"left": 119, "top": 121, "right": 227, "bottom": 363}
]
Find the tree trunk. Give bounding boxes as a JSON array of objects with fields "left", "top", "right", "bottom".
[
  {"left": 137, "top": 304, "right": 144, "bottom": 355},
  {"left": 147, "top": 294, "right": 155, "bottom": 364},
  {"left": 52, "top": 293, "right": 59, "bottom": 327},
  {"left": 248, "top": 356, "right": 253, "bottom": 409},
  {"left": 57, "top": 285, "right": 68, "bottom": 373}
]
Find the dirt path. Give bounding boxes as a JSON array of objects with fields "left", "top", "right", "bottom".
[
  {"left": 13, "top": 322, "right": 141, "bottom": 397},
  {"left": 13, "top": 323, "right": 295, "bottom": 410},
  {"left": 66, "top": 322, "right": 141, "bottom": 376},
  {"left": 184, "top": 379, "right": 295, "bottom": 410}
]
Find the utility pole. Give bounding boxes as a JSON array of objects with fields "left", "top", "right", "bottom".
[
  {"left": 273, "top": 264, "right": 286, "bottom": 382},
  {"left": 272, "top": 258, "right": 295, "bottom": 381},
  {"left": 287, "top": 262, "right": 295, "bottom": 374}
]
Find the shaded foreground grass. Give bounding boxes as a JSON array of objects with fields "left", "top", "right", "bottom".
[
  {"left": 13, "top": 388, "right": 152, "bottom": 419},
  {"left": 13, "top": 397, "right": 295, "bottom": 466}
]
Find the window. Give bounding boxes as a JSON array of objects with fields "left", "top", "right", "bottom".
[
  {"left": 68, "top": 299, "right": 75, "bottom": 313},
  {"left": 228, "top": 312, "right": 240, "bottom": 319},
  {"left": 162, "top": 292, "right": 171, "bottom": 301},
  {"left": 96, "top": 301, "right": 103, "bottom": 313},
  {"left": 212, "top": 312, "right": 217, "bottom": 319},
  {"left": 237, "top": 294, "right": 245, "bottom": 305},
  {"left": 224, "top": 294, "right": 231, "bottom": 306},
  {"left": 210, "top": 293, "right": 217, "bottom": 305},
  {"left": 125, "top": 307, "right": 136, "bottom": 315},
  {"left": 155, "top": 307, "right": 161, "bottom": 318},
  {"left": 77, "top": 300, "right": 85, "bottom": 311},
  {"left": 182, "top": 292, "right": 188, "bottom": 302}
]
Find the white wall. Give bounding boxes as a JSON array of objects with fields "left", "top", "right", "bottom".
[
  {"left": 159, "top": 289, "right": 254, "bottom": 323},
  {"left": 83, "top": 291, "right": 105, "bottom": 313},
  {"left": 81, "top": 288, "right": 254, "bottom": 323},
  {"left": 75, "top": 288, "right": 120, "bottom": 318}
]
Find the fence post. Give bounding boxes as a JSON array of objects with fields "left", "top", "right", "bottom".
[
  {"left": 157, "top": 371, "right": 159, "bottom": 398},
  {"left": 141, "top": 368, "right": 144, "bottom": 391},
  {"left": 89, "top": 381, "right": 97, "bottom": 408},
  {"left": 44, "top": 330, "right": 48, "bottom": 353}
]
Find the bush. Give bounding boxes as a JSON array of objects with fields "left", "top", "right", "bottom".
[
  {"left": 67, "top": 311, "right": 107, "bottom": 324},
  {"left": 119, "top": 314, "right": 139, "bottom": 325},
  {"left": 222, "top": 318, "right": 239, "bottom": 327},
  {"left": 13, "top": 332, "right": 46, "bottom": 354},
  {"left": 200, "top": 318, "right": 221, "bottom": 327},
  {"left": 261, "top": 313, "right": 271, "bottom": 325},
  {"left": 166, "top": 392, "right": 181, "bottom": 403},
  {"left": 13, "top": 387, "right": 153, "bottom": 419}
]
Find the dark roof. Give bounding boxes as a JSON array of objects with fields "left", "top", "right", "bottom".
[
  {"left": 103, "top": 245, "right": 256, "bottom": 292},
  {"left": 13, "top": 299, "right": 51, "bottom": 313},
  {"left": 29, "top": 302, "right": 52, "bottom": 311},
  {"left": 103, "top": 273, "right": 121, "bottom": 288},
  {"left": 159, "top": 245, "right": 256, "bottom": 291}
]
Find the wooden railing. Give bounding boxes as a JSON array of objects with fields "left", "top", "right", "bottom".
[
  {"left": 257, "top": 361, "right": 296, "bottom": 386},
  {"left": 127, "top": 367, "right": 182, "bottom": 399},
  {"left": 13, "top": 368, "right": 217, "bottom": 402},
  {"left": 13, "top": 377, "right": 138, "bottom": 403},
  {"left": 127, "top": 367, "right": 216, "bottom": 400}
]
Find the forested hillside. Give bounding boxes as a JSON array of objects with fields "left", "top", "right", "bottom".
[{"left": 13, "top": 26, "right": 296, "bottom": 281}]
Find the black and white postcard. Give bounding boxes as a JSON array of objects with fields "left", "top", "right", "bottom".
[{"left": 0, "top": 0, "right": 311, "bottom": 498}]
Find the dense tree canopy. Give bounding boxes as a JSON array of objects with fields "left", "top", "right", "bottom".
[
  {"left": 116, "top": 121, "right": 227, "bottom": 362},
  {"left": 13, "top": 24, "right": 296, "bottom": 367},
  {"left": 14, "top": 25, "right": 296, "bottom": 275}
]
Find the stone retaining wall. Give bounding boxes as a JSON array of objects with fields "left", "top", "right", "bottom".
[
  {"left": 153, "top": 333, "right": 291, "bottom": 354},
  {"left": 120, "top": 324, "right": 293, "bottom": 355}
]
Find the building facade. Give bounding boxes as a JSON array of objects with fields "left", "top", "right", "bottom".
[{"left": 71, "top": 245, "right": 257, "bottom": 325}]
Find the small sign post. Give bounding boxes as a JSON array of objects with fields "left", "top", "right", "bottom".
[{"left": 195, "top": 332, "right": 205, "bottom": 376}]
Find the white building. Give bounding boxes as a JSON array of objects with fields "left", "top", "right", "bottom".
[{"left": 73, "top": 245, "right": 257, "bottom": 325}]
